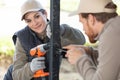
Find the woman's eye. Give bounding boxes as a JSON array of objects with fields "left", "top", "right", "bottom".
[
  {"left": 25, "top": 20, "right": 31, "bottom": 23},
  {"left": 35, "top": 15, "right": 40, "bottom": 19}
]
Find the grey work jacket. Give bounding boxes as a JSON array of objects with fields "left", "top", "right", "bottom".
[{"left": 76, "top": 16, "right": 120, "bottom": 80}]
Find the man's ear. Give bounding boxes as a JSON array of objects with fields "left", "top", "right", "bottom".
[{"left": 87, "top": 14, "right": 95, "bottom": 26}]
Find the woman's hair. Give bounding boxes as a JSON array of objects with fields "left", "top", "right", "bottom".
[
  {"left": 81, "top": 2, "right": 118, "bottom": 23},
  {"left": 39, "top": 9, "right": 46, "bottom": 14}
]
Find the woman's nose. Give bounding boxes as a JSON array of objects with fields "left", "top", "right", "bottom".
[{"left": 32, "top": 19, "right": 38, "bottom": 26}]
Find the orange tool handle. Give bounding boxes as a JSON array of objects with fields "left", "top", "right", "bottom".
[{"left": 34, "top": 70, "right": 49, "bottom": 78}]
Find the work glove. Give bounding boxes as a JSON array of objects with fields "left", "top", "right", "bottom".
[
  {"left": 30, "top": 57, "right": 45, "bottom": 73},
  {"left": 46, "top": 24, "right": 65, "bottom": 38}
]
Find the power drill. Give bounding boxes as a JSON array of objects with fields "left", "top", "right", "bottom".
[
  {"left": 30, "top": 43, "right": 67, "bottom": 78},
  {"left": 30, "top": 43, "right": 49, "bottom": 78}
]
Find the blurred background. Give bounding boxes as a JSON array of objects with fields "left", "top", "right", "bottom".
[{"left": 0, "top": 0, "right": 120, "bottom": 80}]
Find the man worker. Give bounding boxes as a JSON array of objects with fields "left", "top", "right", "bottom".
[{"left": 64, "top": 0, "right": 120, "bottom": 80}]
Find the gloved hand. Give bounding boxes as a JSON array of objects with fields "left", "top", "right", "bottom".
[
  {"left": 46, "top": 24, "right": 65, "bottom": 38},
  {"left": 30, "top": 57, "right": 45, "bottom": 73}
]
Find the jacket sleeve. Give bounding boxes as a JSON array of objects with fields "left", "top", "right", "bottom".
[
  {"left": 12, "top": 38, "right": 33, "bottom": 80},
  {"left": 87, "top": 47, "right": 98, "bottom": 66},
  {"left": 60, "top": 24, "right": 86, "bottom": 47}
]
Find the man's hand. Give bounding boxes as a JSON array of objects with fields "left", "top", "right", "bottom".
[{"left": 64, "top": 45, "right": 86, "bottom": 64}]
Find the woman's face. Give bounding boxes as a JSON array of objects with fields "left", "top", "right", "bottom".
[{"left": 24, "top": 11, "right": 47, "bottom": 34}]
